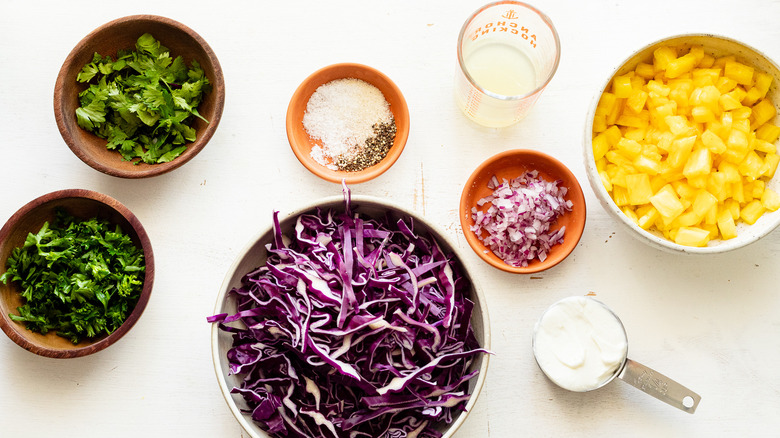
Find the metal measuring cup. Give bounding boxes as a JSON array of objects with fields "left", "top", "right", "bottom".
[{"left": 532, "top": 296, "right": 701, "bottom": 413}]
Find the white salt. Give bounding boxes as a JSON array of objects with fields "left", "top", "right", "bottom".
[{"left": 303, "top": 78, "right": 392, "bottom": 169}]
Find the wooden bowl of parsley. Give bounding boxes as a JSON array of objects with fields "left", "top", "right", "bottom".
[
  {"left": 54, "top": 15, "right": 225, "bottom": 178},
  {"left": 0, "top": 189, "right": 154, "bottom": 358}
]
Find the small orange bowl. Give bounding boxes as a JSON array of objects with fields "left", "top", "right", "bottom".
[
  {"left": 286, "top": 63, "right": 410, "bottom": 184},
  {"left": 0, "top": 189, "right": 154, "bottom": 358},
  {"left": 54, "top": 15, "right": 225, "bottom": 178},
  {"left": 460, "top": 149, "right": 586, "bottom": 274}
]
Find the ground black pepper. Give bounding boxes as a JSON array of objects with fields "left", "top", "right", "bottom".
[{"left": 336, "top": 120, "right": 397, "bottom": 172}]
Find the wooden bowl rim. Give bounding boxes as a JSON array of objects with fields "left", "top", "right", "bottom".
[
  {"left": 53, "top": 14, "right": 225, "bottom": 179},
  {"left": 0, "top": 189, "right": 155, "bottom": 358}
]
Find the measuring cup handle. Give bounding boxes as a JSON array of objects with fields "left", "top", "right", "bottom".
[{"left": 617, "top": 358, "right": 701, "bottom": 414}]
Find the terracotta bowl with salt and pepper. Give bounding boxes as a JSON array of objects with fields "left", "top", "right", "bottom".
[
  {"left": 460, "top": 149, "right": 587, "bottom": 274},
  {"left": 286, "top": 63, "right": 410, "bottom": 184}
]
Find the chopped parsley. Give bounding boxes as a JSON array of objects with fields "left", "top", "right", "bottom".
[
  {"left": 0, "top": 209, "right": 145, "bottom": 344},
  {"left": 75, "top": 33, "right": 211, "bottom": 164}
]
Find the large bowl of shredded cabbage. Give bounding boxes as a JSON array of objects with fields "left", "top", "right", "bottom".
[{"left": 209, "top": 191, "right": 491, "bottom": 438}]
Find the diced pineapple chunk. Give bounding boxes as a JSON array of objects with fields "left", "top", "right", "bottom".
[
  {"left": 739, "top": 151, "right": 764, "bottom": 181},
  {"left": 753, "top": 138, "right": 776, "bottom": 154},
  {"left": 756, "top": 123, "right": 780, "bottom": 143},
  {"left": 672, "top": 180, "right": 697, "bottom": 200},
  {"left": 624, "top": 127, "right": 647, "bottom": 141},
  {"left": 596, "top": 92, "right": 617, "bottom": 116},
  {"left": 606, "top": 150, "right": 634, "bottom": 168},
  {"left": 593, "top": 115, "right": 607, "bottom": 133},
  {"left": 761, "top": 189, "right": 780, "bottom": 211},
  {"left": 674, "top": 227, "right": 711, "bottom": 246},
  {"left": 635, "top": 62, "right": 656, "bottom": 79},
  {"left": 650, "top": 185, "right": 685, "bottom": 220},
  {"left": 637, "top": 207, "right": 660, "bottom": 229},
  {"left": 598, "top": 169, "right": 612, "bottom": 192},
  {"left": 613, "top": 186, "right": 630, "bottom": 206},
  {"left": 752, "top": 98, "right": 777, "bottom": 127},
  {"left": 713, "top": 55, "right": 736, "bottom": 69},
  {"left": 603, "top": 125, "right": 622, "bottom": 146},
  {"left": 616, "top": 111, "right": 650, "bottom": 128},
  {"left": 741, "top": 200, "right": 765, "bottom": 224},
  {"left": 665, "top": 115, "right": 691, "bottom": 135},
  {"left": 666, "top": 53, "right": 698, "bottom": 78},
  {"left": 733, "top": 118, "right": 752, "bottom": 133},
  {"left": 607, "top": 98, "right": 625, "bottom": 125},
  {"left": 669, "top": 79, "right": 693, "bottom": 108},
  {"left": 725, "top": 61, "right": 754, "bottom": 85},
  {"left": 764, "top": 153, "right": 780, "bottom": 178},
  {"left": 732, "top": 180, "right": 746, "bottom": 204},
  {"left": 688, "top": 175, "right": 708, "bottom": 189},
  {"left": 723, "top": 129, "right": 750, "bottom": 163},
  {"left": 701, "top": 129, "right": 726, "bottom": 154},
  {"left": 733, "top": 106, "right": 752, "bottom": 120},
  {"left": 692, "top": 68, "right": 720, "bottom": 86},
  {"left": 633, "top": 154, "right": 662, "bottom": 175},
  {"left": 683, "top": 148, "right": 712, "bottom": 178},
  {"left": 668, "top": 135, "right": 696, "bottom": 169},
  {"left": 616, "top": 137, "right": 642, "bottom": 159},
  {"left": 613, "top": 75, "right": 633, "bottom": 98},
  {"left": 699, "top": 54, "right": 716, "bottom": 69},
  {"left": 592, "top": 133, "right": 610, "bottom": 160},
  {"left": 719, "top": 92, "right": 743, "bottom": 111},
  {"left": 647, "top": 80, "right": 671, "bottom": 96},
  {"left": 653, "top": 46, "right": 677, "bottom": 71},
  {"left": 754, "top": 72, "right": 773, "bottom": 96},
  {"left": 691, "top": 106, "right": 716, "bottom": 123},
  {"left": 752, "top": 180, "right": 766, "bottom": 198},
  {"left": 672, "top": 211, "right": 700, "bottom": 228},
  {"left": 716, "top": 208, "right": 738, "bottom": 239},
  {"left": 707, "top": 172, "right": 730, "bottom": 202},
  {"left": 689, "top": 85, "right": 720, "bottom": 107},
  {"left": 716, "top": 76, "right": 737, "bottom": 93},
  {"left": 622, "top": 206, "right": 639, "bottom": 223},
  {"left": 626, "top": 174, "right": 654, "bottom": 205},
  {"left": 626, "top": 89, "right": 649, "bottom": 113},
  {"left": 692, "top": 190, "right": 718, "bottom": 219},
  {"left": 742, "top": 87, "right": 763, "bottom": 107}
]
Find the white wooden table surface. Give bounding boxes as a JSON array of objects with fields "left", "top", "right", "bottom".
[{"left": 2, "top": 0, "right": 779, "bottom": 436}]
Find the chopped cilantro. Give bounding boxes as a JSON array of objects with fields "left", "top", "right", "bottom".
[
  {"left": 75, "top": 33, "right": 210, "bottom": 164},
  {"left": 0, "top": 209, "right": 145, "bottom": 344}
]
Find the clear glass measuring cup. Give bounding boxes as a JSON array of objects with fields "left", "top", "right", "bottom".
[
  {"left": 455, "top": 1, "right": 560, "bottom": 128},
  {"left": 532, "top": 296, "right": 702, "bottom": 413}
]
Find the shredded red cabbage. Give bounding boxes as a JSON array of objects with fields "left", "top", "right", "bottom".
[
  {"left": 470, "top": 171, "right": 573, "bottom": 267},
  {"left": 209, "top": 189, "right": 488, "bottom": 438}
]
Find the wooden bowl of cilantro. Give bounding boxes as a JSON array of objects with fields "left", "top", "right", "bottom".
[
  {"left": 54, "top": 15, "right": 225, "bottom": 178},
  {"left": 0, "top": 189, "right": 154, "bottom": 358}
]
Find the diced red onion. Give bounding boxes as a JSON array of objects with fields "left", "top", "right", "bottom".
[{"left": 470, "top": 171, "right": 573, "bottom": 267}]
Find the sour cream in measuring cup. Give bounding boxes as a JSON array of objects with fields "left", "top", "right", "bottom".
[{"left": 532, "top": 296, "right": 628, "bottom": 392}]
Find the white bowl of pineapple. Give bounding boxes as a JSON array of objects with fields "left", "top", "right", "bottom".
[{"left": 585, "top": 34, "right": 780, "bottom": 253}]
